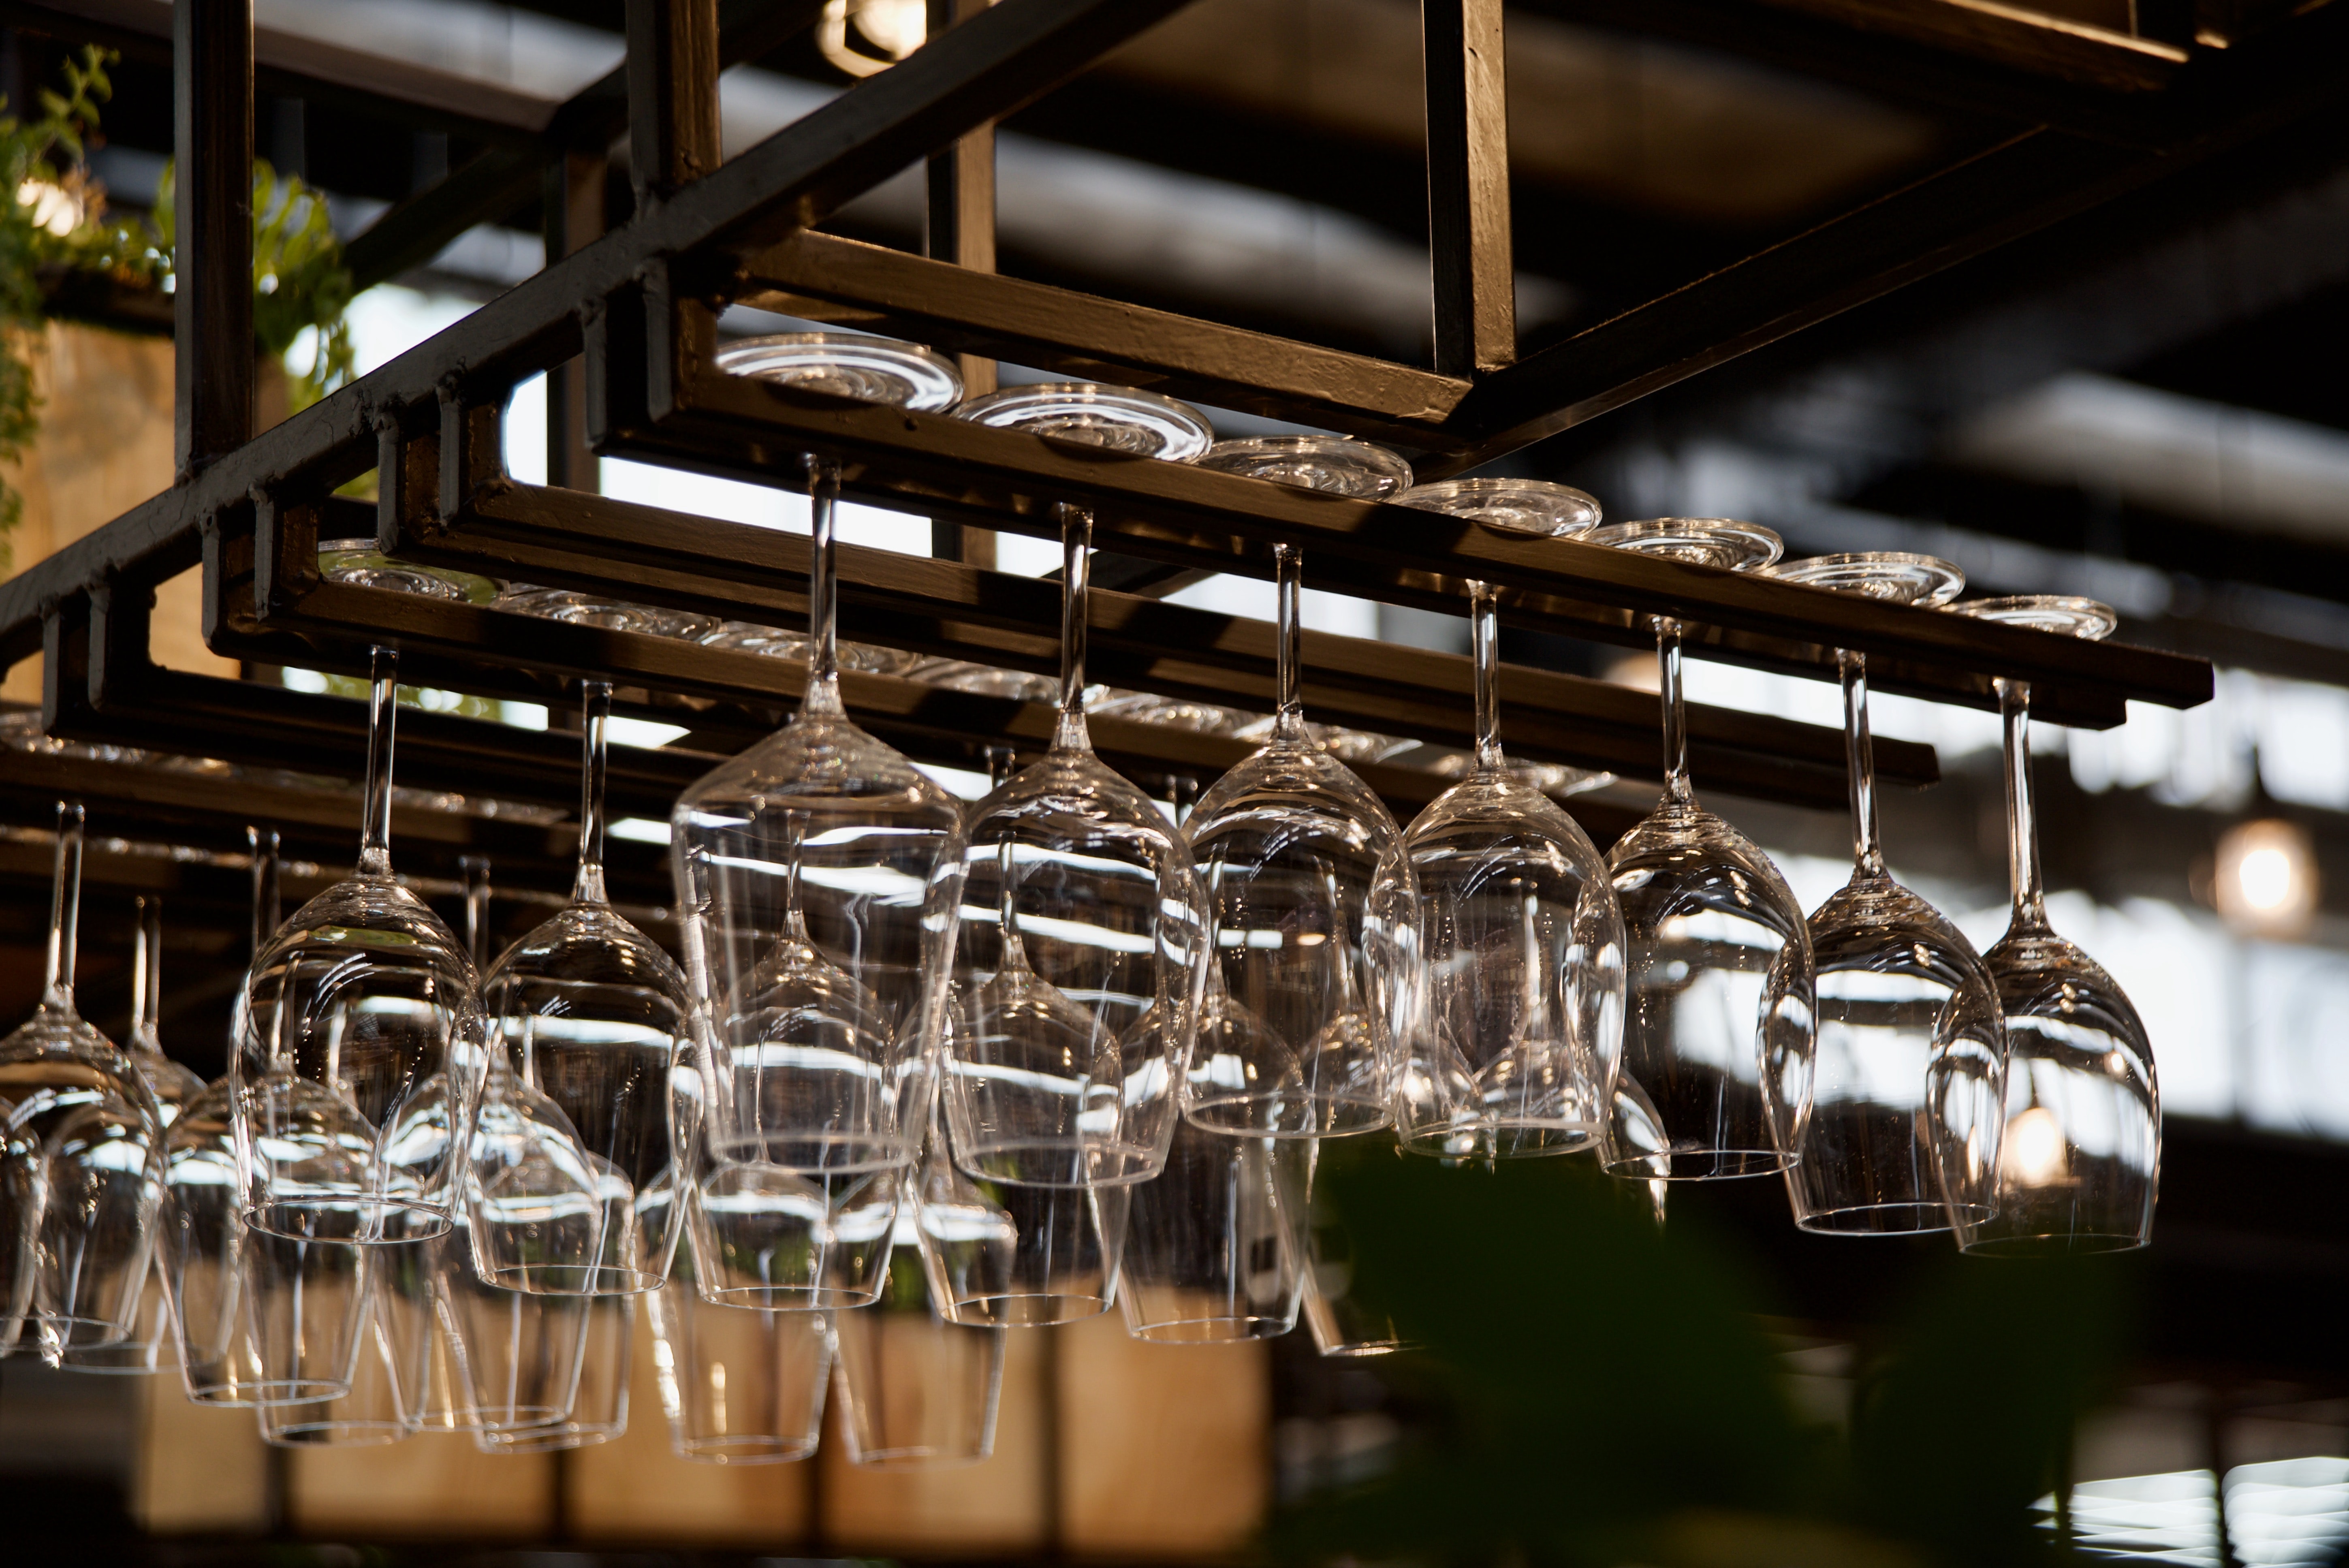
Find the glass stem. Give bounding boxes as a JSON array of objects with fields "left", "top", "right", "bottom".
[
  {"left": 129, "top": 895, "right": 152, "bottom": 1040},
  {"left": 2000, "top": 677, "right": 2049, "bottom": 933},
  {"left": 43, "top": 799, "right": 81, "bottom": 1010},
  {"left": 359, "top": 645, "right": 398, "bottom": 879},
  {"left": 779, "top": 810, "right": 812, "bottom": 945},
  {"left": 1656, "top": 617, "right": 1694, "bottom": 807},
  {"left": 1274, "top": 543, "right": 1304, "bottom": 732},
  {"left": 1054, "top": 504, "right": 1093, "bottom": 752},
  {"left": 1470, "top": 582, "right": 1504, "bottom": 773},
  {"left": 144, "top": 897, "right": 163, "bottom": 1042},
  {"left": 575, "top": 681, "right": 611, "bottom": 907},
  {"left": 248, "top": 826, "right": 280, "bottom": 961},
  {"left": 1841, "top": 650, "right": 1886, "bottom": 880},
  {"left": 462, "top": 856, "right": 492, "bottom": 971},
  {"left": 803, "top": 458, "right": 846, "bottom": 721}
]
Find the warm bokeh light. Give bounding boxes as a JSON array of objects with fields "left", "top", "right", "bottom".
[
  {"left": 1999, "top": 1105, "right": 2070, "bottom": 1189},
  {"left": 2214, "top": 817, "right": 2320, "bottom": 938}
]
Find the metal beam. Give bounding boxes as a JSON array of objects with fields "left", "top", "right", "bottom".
[
  {"left": 173, "top": 0, "right": 254, "bottom": 478},
  {"left": 1423, "top": 0, "right": 1514, "bottom": 378}
]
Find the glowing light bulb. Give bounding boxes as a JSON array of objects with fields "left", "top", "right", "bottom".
[
  {"left": 2001, "top": 1105, "right": 2069, "bottom": 1189},
  {"left": 2214, "top": 817, "right": 2319, "bottom": 938}
]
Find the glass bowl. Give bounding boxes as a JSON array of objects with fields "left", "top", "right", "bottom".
[
  {"left": 1585, "top": 518, "right": 1783, "bottom": 572},
  {"left": 1193, "top": 436, "right": 1414, "bottom": 498},
  {"left": 953, "top": 383, "right": 1214, "bottom": 461},
  {"left": 716, "top": 332, "right": 963, "bottom": 411},
  {"left": 1394, "top": 478, "right": 1602, "bottom": 538}
]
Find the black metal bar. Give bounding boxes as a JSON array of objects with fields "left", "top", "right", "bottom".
[
  {"left": 1423, "top": 0, "right": 1514, "bottom": 377},
  {"left": 627, "top": 0, "right": 722, "bottom": 209},
  {"left": 173, "top": 0, "right": 254, "bottom": 478},
  {"left": 545, "top": 151, "right": 606, "bottom": 493},
  {"left": 739, "top": 231, "right": 1474, "bottom": 447},
  {"left": 925, "top": 0, "right": 999, "bottom": 561}
]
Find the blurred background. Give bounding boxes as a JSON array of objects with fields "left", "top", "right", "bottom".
[{"left": 3, "top": 0, "right": 2349, "bottom": 1562}]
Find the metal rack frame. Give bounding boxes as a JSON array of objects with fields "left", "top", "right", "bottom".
[{"left": 0, "top": 0, "right": 2278, "bottom": 892}]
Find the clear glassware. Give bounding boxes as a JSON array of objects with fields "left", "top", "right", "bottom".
[
  {"left": 1586, "top": 519, "right": 1815, "bottom": 1183},
  {"left": 0, "top": 801, "right": 166, "bottom": 1359},
  {"left": 1184, "top": 546, "right": 1417, "bottom": 1138},
  {"left": 61, "top": 895, "right": 204, "bottom": 1373},
  {"left": 1117, "top": 1091, "right": 1312, "bottom": 1343},
  {"left": 910, "top": 658, "right": 1061, "bottom": 703},
  {"left": 1230, "top": 713, "right": 1415, "bottom": 766},
  {"left": 649, "top": 1216, "right": 834, "bottom": 1463},
  {"left": 1397, "top": 581, "right": 1625, "bottom": 1159},
  {"left": 233, "top": 647, "right": 488, "bottom": 1245},
  {"left": 833, "top": 1166, "right": 1005, "bottom": 1467},
  {"left": 1764, "top": 553, "right": 2006, "bottom": 1235},
  {"left": 436, "top": 1203, "right": 585, "bottom": 1433},
  {"left": 946, "top": 505, "right": 1207, "bottom": 1187},
  {"left": 1192, "top": 435, "right": 1414, "bottom": 498},
  {"left": 1088, "top": 689, "right": 1256, "bottom": 735},
  {"left": 716, "top": 331, "right": 963, "bottom": 411},
  {"left": 1392, "top": 478, "right": 1601, "bottom": 538},
  {"left": 671, "top": 461, "right": 965, "bottom": 1308},
  {"left": 1294, "top": 1133, "right": 1410, "bottom": 1358},
  {"left": 318, "top": 538, "right": 498, "bottom": 603},
  {"left": 1947, "top": 596, "right": 2156, "bottom": 1255},
  {"left": 256, "top": 1267, "right": 410, "bottom": 1448},
  {"left": 493, "top": 586, "right": 721, "bottom": 643},
  {"left": 166, "top": 830, "right": 368, "bottom": 1406},
  {"left": 953, "top": 382, "right": 1214, "bottom": 461},
  {"left": 478, "top": 683, "right": 691, "bottom": 1295},
  {"left": 700, "top": 621, "right": 920, "bottom": 675},
  {"left": 474, "top": 1297, "right": 632, "bottom": 1452}
]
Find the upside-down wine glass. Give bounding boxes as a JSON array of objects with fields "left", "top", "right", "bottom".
[
  {"left": 166, "top": 829, "right": 367, "bottom": 1405},
  {"left": 1397, "top": 581, "right": 1625, "bottom": 1158},
  {"left": 60, "top": 895, "right": 203, "bottom": 1373},
  {"left": 671, "top": 458, "right": 967, "bottom": 1308},
  {"left": 478, "top": 681, "right": 691, "bottom": 1294},
  {"left": 1946, "top": 597, "right": 2157, "bottom": 1254},
  {"left": 1583, "top": 520, "right": 1815, "bottom": 1184},
  {"left": 1761, "top": 553, "right": 2005, "bottom": 1235},
  {"left": 947, "top": 503, "right": 1207, "bottom": 1189},
  {"left": 1183, "top": 545, "right": 1417, "bottom": 1138},
  {"left": 234, "top": 647, "right": 487, "bottom": 1245},
  {"left": 0, "top": 801, "right": 166, "bottom": 1359}
]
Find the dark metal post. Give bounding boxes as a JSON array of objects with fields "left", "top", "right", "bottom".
[
  {"left": 626, "top": 0, "right": 722, "bottom": 209},
  {"left": 545, "top": 151, "right": 608, "bottom": 491},
  {"left": 926, "top": 0, "right": 1000, "bottom": 564},
  {"left": 1423, "top": 0, "right": 1514, "bottom": 377},
  {"left": 174, "top": 0, "right": 256, "bottom": 478}
]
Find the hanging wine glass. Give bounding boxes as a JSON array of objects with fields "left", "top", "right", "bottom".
[
  {"left": 1760, "top": 553, "right": 2005, "bottom": 1235},
  {"left": 256, "top": 1267, "right": 411, "bottom": 1448},
  {"left": 672, "top": 460, "right": 967, "bottom": 1309},
  {"left": 474, "top": 1297, "right": 632, "bottom": 1452},
  {"left": 166, "top": 829, "right": 366, "bottom": 1406},
  {"left": 233, "top": 647, "right": 487, "bottom": 1245},
  {"left": 946, "top": 504, "right": 1207, "bottom": 1188},
  {"left": 1392, "top": 478, "right": 1601, "bottom": 538},
  {"left": 834, "top": 1163, "right": 1006, "bottom": 1466},
  {"left": 1582, "top": 520, "right": 1815, "bottom": 1183},
  {"left": 1945, "top": 596, "right": 2156, "bottom": 1254},
  {"left": 0, "top": 801, "right": 166, "bottom": 1359},
  {"left": 60, "top": 895, "right": 203, "bottom": 1374},
  {"left": 953, "top": 382, "right": 1214, "bottom": 460},
  {"left": 1184, "top": 545, "right": 1417, "bottom": 1138},
  {"left": 1397, "top": 581, "right": 1625, "bottom": 1159},
  {"left": 1192, "top": 435, "right": 1414, "bottom": 498},
  {"left": 1294, "top": 1132, "right": 1410, "bottom": 1358},
  {"left": 478, "top": 683, "right": 691, "bottom": 1295}
]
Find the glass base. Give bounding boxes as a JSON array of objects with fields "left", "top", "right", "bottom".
[
  {"left": 1794, "top": 1201, "right": 1988, "bottom": 1236},
  {"left": 246, "top": 1196, "right": 453, "bottom": 1245},
  {"left": 480, "top": 1425, "right": 622, "bottom": 1453},
  {"left": 1123, "top": 1313, "right": 1296, "bottom": 1344},
  {"left": 952, "top": 1137, "right": 1163, "bottom": 1188},
  {"left": 186, "top": 1375, "right": 352, "bottom": 1408},
  {"left": 676, "top": 1436, "right": 819, "bottom": 1465},
  {"left": 1401, "top": 1122, "right": 1602, "bottom": 1160},
  {"left": 56, "top": 1342, "right": 167, "bottom": 1374},
  {"left": 1600, "top": 1147, "right": 1793, "bottom": 1181},
  {"left": 697, "top": 1282, "right": 881, "bottom": 1312},
  {"left": 1311, "top": 1339, "right": 1410, "bottom": 1359},
  {"left": 480, "top": 1263, "right": 665, "bottom": 1297},
  {"left": 262, "top": 1418, "right": 408, "bottom": 1448},
  {"left": 948, "top": 1291, "right": 1115, "bottom": 1328},
  {"left": 1958, "top": 1229, "right": 2148, "bottom": 1257},
  {"left": 1185, "top": 1092, "right": 1392, "bottom": 1141},
  {"left": 848, "top": 1445, "right": 992, "bottom": 1471}
]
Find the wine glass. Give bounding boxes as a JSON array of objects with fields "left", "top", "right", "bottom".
[
  {"left": 0, "top": 801, "right": 166, "bottom": 1359},
  {"left": 1183, "top": 545, "right": 1417, "bottom": 1138},
  {"left": 477, "top": 682, "right": 692, "bottom": 1295},
  {"left": 1192, "top": 434, "right": 1414, "bottom": 498},
  {"left": 60, "top": 895, "right": 205, "bottom": 1373},
  {"left": 474, "top": 1297, "right": 632, "bottom": 1452},
  {"left": 649, "top": 1203, "right": 835, "bottom": 1463},
  {"left": 319, "top": 538, "right": 498, "bottom": 603},
  {"left": 953, "top": 382, "right": 1214, "bottom": 461},
  {"left": 1945, "top": 597, "right": 2156, "bottom": 1254},
  {"left": 256, "top": 1266, "right": 411, "bottom": 1448},
  {"left": 946, "top": 504, "right": 1207, "bottom": 1188},
  {"left": 715, "top": 331, "right": 963, "bottom": 410},
  {"left": 1397, "top": 580, "right": 1625, "bottom": 1159},
  {"left": 671, "top": 459, "right": 966, "bottom": 1308},
  {"left": 1584, "top": 520, "right": 1816, "bottom": 1184},
  {"left": 1760, "top": 553, "right": 2005, "bottom": 1236},
  {"left": 166, "top": 829, "right": 367, "bottom": 1406},
  {"left": 832, "top": 1165, "right": 1006, "bottom": 1466},
  {"left": 1392, "top": 478, "right": 1601, "bottom": 538},
  {"left": 233, "top": 647, "right": 487, "bottom": 1245},
  {"left": 1294, "top": 1132, "right": 1410, "bottom": 1358}
]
